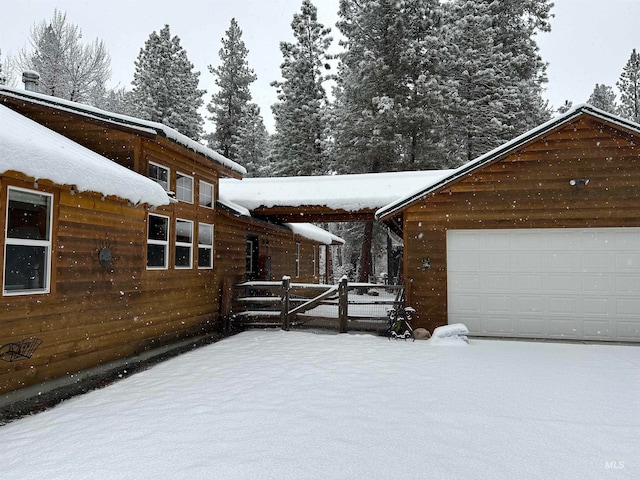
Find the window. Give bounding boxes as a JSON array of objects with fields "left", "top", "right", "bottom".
[
  {"left": 175, "top": 219, "right": 193, "bottom": 269},
  {"left": 198, "top": 223, "right": 214, "bottom": 269},
  {"left": 4, "top": 187, "right": 53, "bottom": 295},
  {"left": 147, "top": 214, "right": 169, "bottom": 269},
  {"left": 312, "top": 246, "right": 317, "bottom": 277},
  {"left": 295, "top": 243, "right": 301, "bottom": 278},
  {"left": 176, "top": 172, "right": 194, "bottom": 203},
  {"left": 199, "top": 180, "right": 214, "bottom": 209},
  {"left": 149, "top": 162, "right": 170, "bottom": 191}
]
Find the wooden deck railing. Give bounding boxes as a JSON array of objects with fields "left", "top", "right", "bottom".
[{"left": 231, "top": 276, "right": 404, "bottom": 333}]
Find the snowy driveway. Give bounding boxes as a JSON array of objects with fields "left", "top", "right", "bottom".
[{"left": 1, "top": 331, "right": 638, "bottom": 479}]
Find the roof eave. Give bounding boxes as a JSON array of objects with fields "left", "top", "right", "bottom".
[{"left": 375, "top": 104, "right": 640, "bottom": 221}]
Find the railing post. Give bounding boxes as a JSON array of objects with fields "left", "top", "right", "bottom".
[
  {"left": 281, "top": 276, "right": 291, "bottom": 331},
  {"left": 338, "top": 276, "right": 348, "bottom": 333}
]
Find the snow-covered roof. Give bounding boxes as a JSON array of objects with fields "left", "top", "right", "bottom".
[
  {"left": 285, "top": 223, "right": 345, "bottom": 245},
  {"left": 217, "top": 195, "right": 343, "bottom": 245},
  {"left": 0, "top": 86, "right": 246, "bottom": 177},
  {"left": 0, "top": 104, "right": 170, "bottom": 206},
  {"left": 220, "top": 170, "right": 455, "bottom": 212},
  {"left": 375, "top": 103, "right": 640, "bottom": 220}
]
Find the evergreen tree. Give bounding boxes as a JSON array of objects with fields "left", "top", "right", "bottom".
[
  {"left": 617, "top": 48, "right": 640, "bottom": 123},
  {"left": 588, "top": 84, "right": 618, "bottom": 114},
  {"left": 207, "top": 18, "right": 259, "bottom": 161},
  {"left": 17, "top": 10, "right": 111, "bottom": 104},
  {"left": 0, "top": 50, "right": 5, "bottom": 85},
  {"left": 131, "top": 25, "right": 204, "bottom": 140},
  {"left": 443, "top": 0, "right": 551, "bottom": 163},
  {"left": 236, "top": 103, "right": 271, "bottom": 176},
  {"left": 334, "top": 0, "right": 446, "bottom": 174},
  {"left": 270, "top": 0, "right": 333, "bottom": 176}
]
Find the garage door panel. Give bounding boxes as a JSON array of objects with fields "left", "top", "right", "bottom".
[
  {"left": 616, "top": 276, "right": 640, "bottom": 293},
  {"left": 447, "top": 228, "right": 640, "bottom": 342},
  {"left": 549, "top": 274, "right": 579, "bottom": 292},
  {"left": 549, "top": 297, "right": 577, "bottom": 315}
]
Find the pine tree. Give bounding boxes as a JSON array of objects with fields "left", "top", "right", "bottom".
[
  {"left": 131, "top": 25, "right": 205, "bottom": 140},
  {"left": 0, "top": 50, "right": 5, "bottom": 85},
  {"left": 334, "top": 0, "right": 446, "bottom": 174},
  {"left": 17, "top": 10, "right": 111, "bottom": 104},
  {"left": 588, "top": 84, "right": 618, "bottom": 114},
  {"left": 617, "top": 48, "right": 640, "bottom": 123},
  {"left": 207, "top": 18, "right": 259, "bottom": 161},
  {"left": 443, "top": 0, "right": 551, "bottom": 163},
  {"left": 236, "top": 103, "right": 271, "bottom": 176},
  {"left": 270, "top": 0, "right": 333, "bottom": 176}
]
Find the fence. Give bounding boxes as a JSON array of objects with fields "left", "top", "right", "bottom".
[{"left": 231, "top": 277, "right": 405, "bottom": 333}]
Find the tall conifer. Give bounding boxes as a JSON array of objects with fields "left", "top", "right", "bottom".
[
  {"left": 131, "top": 25, "right": 204, "bottom": 140},
  {"left": 207, "top": 19, "right": 261, "bottom": 161},
  {"left": 270, "top": 0, "right": 333, "bottom": 176},
  {"left": 617, "top": 48, "right": 640, "bottom": 123}
]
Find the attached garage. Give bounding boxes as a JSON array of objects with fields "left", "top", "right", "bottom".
[
  {"left": 447, "top": 228, "right": 640, "bottom": 341},
  {"left": 376, "top": 104, "right": 640, "bottom": 342}
]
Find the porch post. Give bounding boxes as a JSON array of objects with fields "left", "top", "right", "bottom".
[
  {"left": 281, "top": 276, "right": 291, "bottom": 331},
  {"left": 338, "top": 276, "right": 348, "bottom": 333}
]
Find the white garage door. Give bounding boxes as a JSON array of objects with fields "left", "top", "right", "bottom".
[{"left": 447, "top": 228, "right": 640, "bottom": 342}]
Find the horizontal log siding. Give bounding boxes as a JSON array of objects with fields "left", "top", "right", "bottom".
[
  {"left": 403, "top": 117, "right": 640, "bottom": 331},
  {"left": 0, "top": 177, "right": 220, "bottom": 394}
]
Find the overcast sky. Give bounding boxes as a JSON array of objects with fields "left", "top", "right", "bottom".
[{"left": 2, "top": 0, "right": 640, "bottom": 133}]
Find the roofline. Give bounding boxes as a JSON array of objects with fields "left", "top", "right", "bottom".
[
  {"left": 0, "top": 86, "right": 246, "bottom": 177},
  {"left": 375, "top": 104, "right": 640, "bottom": 221}
]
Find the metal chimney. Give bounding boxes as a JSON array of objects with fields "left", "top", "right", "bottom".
[{"left": 22, "top": 71, "right": 40, "bottom": 92}]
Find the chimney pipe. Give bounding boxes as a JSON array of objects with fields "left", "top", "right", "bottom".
[{"left": 22, "top": 71, "right": 40, "bottom": 92}]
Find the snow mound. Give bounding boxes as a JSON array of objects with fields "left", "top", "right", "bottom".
[{"left": 428, "top": 323, "right": 469, "bottom": 345}]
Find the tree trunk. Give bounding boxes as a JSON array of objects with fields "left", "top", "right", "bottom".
[{"left": 358, "top": 221, "right": 374, "bottom": 284}]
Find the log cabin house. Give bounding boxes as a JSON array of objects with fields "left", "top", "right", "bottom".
[
  {"left": 376, "top": 105, "right": 640, "bottom": 343},
  {"left": 0, "top": 86, "right": 342, "bottom": 396}
]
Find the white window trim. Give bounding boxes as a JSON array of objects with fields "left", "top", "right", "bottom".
[
  {"left": 199, "top": 180, "right": 215, "bottom": 209},
  {"left": 147, "top": 213, "right": 170, "bottom": 270},
  {"left": 3, "top": 186, "right": 53, "bottom": 296},
  {"left": 149, "top": 161, "right": 170, "bottom": 192},
  {"left": 175, "top": 218, "right": 193, "bottom": 269},
  {"left": 198, "top": 223, "right": 214, "bottom": 270},
  {"left": 295, "top": 243, "right": 301, "bottom": 278},
  {"left": 176, "top": 172, "right": 194, "bottom": 204}
]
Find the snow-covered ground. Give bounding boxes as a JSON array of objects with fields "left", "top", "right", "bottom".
[{"left": 1, "top": 331, "right": 638, "bottom": 479}]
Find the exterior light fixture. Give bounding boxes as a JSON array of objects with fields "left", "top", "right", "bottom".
[{"left": 569, "top": 178, "right": 589, "bottom": 188}]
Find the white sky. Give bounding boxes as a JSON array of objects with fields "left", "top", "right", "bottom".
[{"left": 1, "top": 0, "right": 640, "bottom": 133}]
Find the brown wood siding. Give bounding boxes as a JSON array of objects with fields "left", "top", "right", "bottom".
[{"left": 402, "top": 117, "right": 640, "bottom": 331}]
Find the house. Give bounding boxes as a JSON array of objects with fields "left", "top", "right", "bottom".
[
  {"left": 376, "top": 105, "right": 640, "bottom": 343},
  {"left": 0, "top": 86, "right": 341, "bottom": 396}
]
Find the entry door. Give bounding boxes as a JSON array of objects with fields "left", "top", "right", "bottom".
[
  {"left": 245, "top": 235, "right": 259, "bottom": 281},
  {"left": 446, "top": 228, "right": 640, "bottom": 342}
]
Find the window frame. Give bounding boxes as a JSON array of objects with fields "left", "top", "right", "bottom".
[
  {"left": 148, "top": 161, "right": 170, "bottom": 192},
  {"left": 197, "top": 223, "right": 214, "bottom": 270},
  {"left": 176, "top": 172, "right": 194, "bottom": 204},
  {"left": 3, "top": 186, "right": 54, "bottom": 296},
  {"left": 199, "top": 180, "right": 215, "bottom": 209},
  {"left": 295, "top": 242, "right": 301, "bottom": 278},
  {"left": 175, "top": 218, "right": 193, "bottom": 269},
  {"left": 147, "top": 213, "right": 170, "bottom": 270},
  {"left": 312, "top": 245, "right": 317, "bottom": 277}
]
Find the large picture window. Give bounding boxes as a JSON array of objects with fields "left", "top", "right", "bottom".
[
  {"left": 149, "top": 162, "right": 170, "bottom": 191},
  {"left": 147, "top": 214, "right": 169, "bottom": 269},
  {"left": 199, "top": 180, "right": 214, "bottom": 209},
  {"left": 175, "top": 219, "right": 193, "bottom": 269},
  {"left": 176, "top": 172, "right": 194, "bottom": 203},
  {"left": 198, "top": 223, "right": 214, "bottom": 269},
  {"left": 4, "top": 187, "right": 53, "bottom": 295}
]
